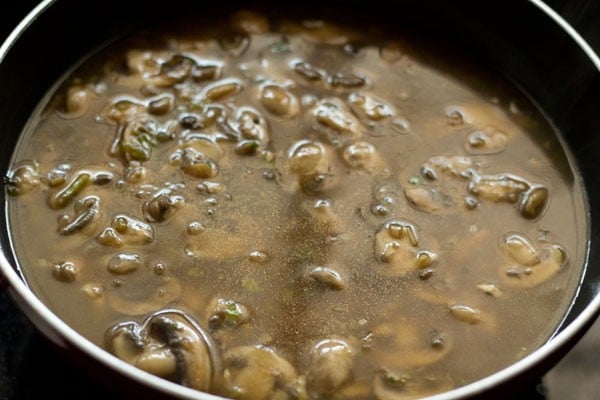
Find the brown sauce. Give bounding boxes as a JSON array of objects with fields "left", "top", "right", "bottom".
[{"left": 5, "top": 11, "right": 588, "bottom": 400}]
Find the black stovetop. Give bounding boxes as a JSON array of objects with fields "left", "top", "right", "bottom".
[{"left": 0, "top": 1, "right": 596, "bottom": 399}]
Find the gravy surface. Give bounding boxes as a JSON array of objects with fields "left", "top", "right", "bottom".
[{"left": 6, "top": 11, "right": 587, "bottom": 399}]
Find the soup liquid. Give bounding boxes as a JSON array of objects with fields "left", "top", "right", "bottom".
[{"left": 5, "top": 13, "right": 588, "bottom": 399}]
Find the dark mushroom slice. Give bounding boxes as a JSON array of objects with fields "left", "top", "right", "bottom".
[
  {"left": 292, "top": 60, "right": 327, "bottom": 81},
  {"left": 145, "top": 54, "right": 197, "bottom": 87},
  {"left": 143, "top": 190, "right": 185, "bottom": 223},
  {"left": 519, "top": 185, "right": 549, "bottom": 220},
  {"left": 191, "top": 62, "right": 222, "bottom": 82},
  {"left": 328, "top": 72, "right": 367, "bottom": 88},
  {"left": 57, "top": 195, "right": 101, "bottom": 235},
  {"left": 147, "top": 93, "right": 175, "bottom": 115},
  {"left": 106, "top": 309, "right": 219, "bottom": 392}
]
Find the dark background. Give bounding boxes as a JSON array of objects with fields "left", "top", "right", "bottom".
[{"left": 0, "top": 1, "right": 598, "bottom": 399}]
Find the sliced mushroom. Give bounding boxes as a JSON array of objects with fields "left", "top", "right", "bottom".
[
  {"left": 197, "top": 78, "right": 244, "bottom": 103},
  {"left": 147, "top": 93, "right": 175, "bottom": 115},
  {"left": 106, "top": 309, "right": 218, "bottom": 392},
  {"left": 60, "top": 84, "right": 91, "bottom": 118},
  {"left": 107, "top": 252, "right": 142, "bottom": 275},
  {"left": 145, "top": 54, "right": 197, "bottom": 87},
  {"left": 180, "top": 133, "right": 225, "bottom": 161},
  {"left": 235, "top": 107, "right": 270, "bottom": 145},
  {"left": 404, "top": 186, "right": 452, "bottom": 214},
  {"left": 449, "top": 304, "right": 481, "bottom": 324},
  {"left": 307, "top": 337, "right": 355, "bottom": 397},
  {"left": 311, "top": 98, "right": 362, "bottom": 141},
  {"left": 464, "top": 128, "right": 507, "bottom": 155},
  {"left": 502, "top": 233, "right": 540, "bottom": 266},
  {"left": 343, "top": 142, "right": 384, "bottom": 173},
  {"left": 57, "top": 195, "right": 101, "bottom": 235},
  {"left": 143, "top": 189, "right": 185, "bottom": 223},
  {"left": 219, "top": 346, "right": 305, "bottom": 400},
  {"left": 501, "top": 233, "right": 567, "bottom": 287},
  {"left": 104, "top": 95, "right": 146, "bottom": 124},
  {"left": 96, "top": 213, "right": 154, "bottom": 247},
  {"left": 259, "top": 84, "right": 299, "bottom": 118},
  {"left": 348, "top": 92, "right": 395, "bottom": 122},
  {"left": 374, "top": 220, "right": 437, "bottom": 277},
  {"left": 305, "top": 265, "right": 346, "bottom": 290},
  {"left": 126, "top": 49, "right": 161, "bottom": 76},
  {"left": 293, "top": 60, "right": 327, "bottom": 81},
  {"left": 328, "top": 72, "right": 367, "bottom": 89},
  {"left": 287, "top": 140, "right": 330, "bottom": 176},
  {"left": 208, "top": 298, "right": 250, "bottom": 329},
  {"left": 5, "top": 160, "right": 40, "bottom": 196},
  {"left": 421, "top": 156, "right": 474, "bottom": 179},
  {"left": 51, "top": 260, "right": 79, "bottom": 282},
  {"left": 468, "top": 173, "right": 530, "bottom": 203},
  {"left": 519, "top": 185, "right": 549, "bottom": 220},
  {"left": 477, "top": 283, "right": 503, "bottom": 297}
]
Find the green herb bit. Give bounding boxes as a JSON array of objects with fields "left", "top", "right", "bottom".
[
  {"left": 122, "top": 136, "right": 152, "bottom": 161},
  {"left": 224, "top": 301, "right": 243, "bottom": 322},
  {"left": 382, "top": 371, "right": 411, "bottom": 388},
  {"left": 50, "top": 173, "right": 90, "bottom": 209},
  {"left": 270, "top": 37, "right": 291, "bottom": 53},
  {"left": 409, "top": 176, "right": 420, "bottom": 185},
  {"left": 241, "top": 277, "right": 261, "bottom": 293}
]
